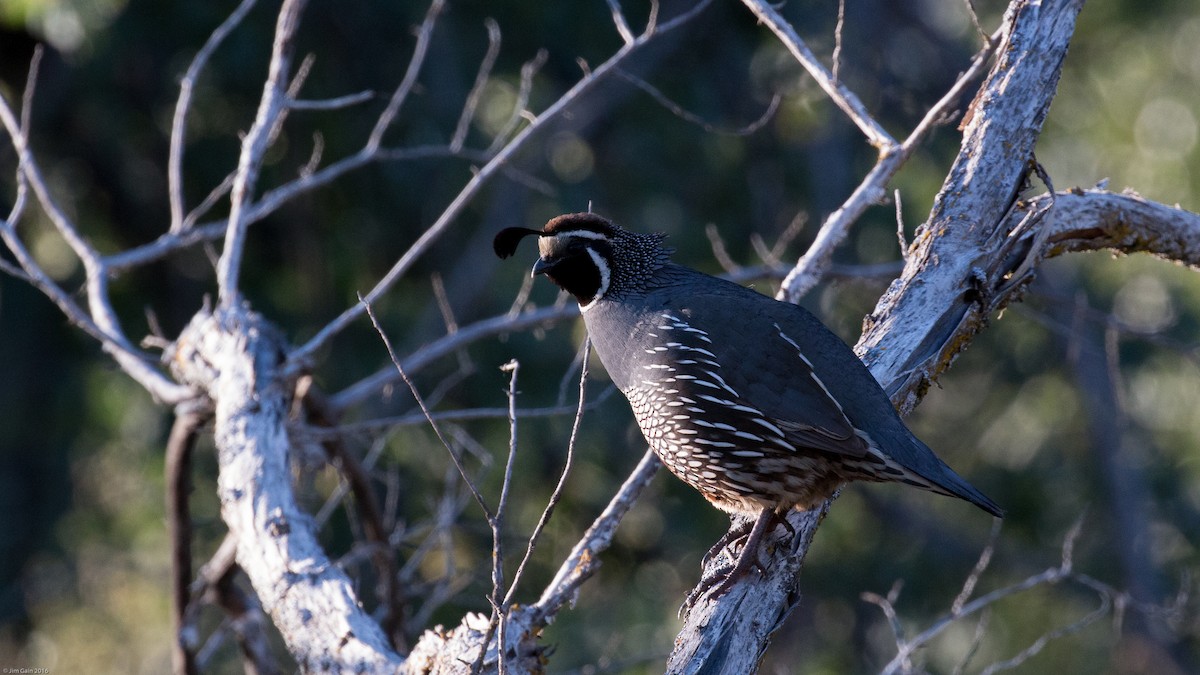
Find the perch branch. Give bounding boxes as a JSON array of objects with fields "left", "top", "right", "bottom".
[{"left": 670, "top": 2, "right": 1086, "bottom": 671}]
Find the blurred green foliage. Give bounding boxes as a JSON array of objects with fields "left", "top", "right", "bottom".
[{"left": 1, "top": 0, "right": 1199, "bottom": 672}]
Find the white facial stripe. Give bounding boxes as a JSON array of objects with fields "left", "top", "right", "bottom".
[
  {"left": 579, "top": 247, "right": 611, "bottom": 313},
  {"left": 555, "top": 229, "right": 609, "bottom": 242}
]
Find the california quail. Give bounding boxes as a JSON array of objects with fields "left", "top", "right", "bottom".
[{"left": 495, "top": 213, "right": 1002, "bottom": 586}]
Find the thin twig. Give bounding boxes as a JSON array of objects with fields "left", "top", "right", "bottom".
[
  {"left": 288, "top": 90, "right": 374, "bottom": 110},
  {"left": 289, "top": 0, "right": 716, "bottom": 367},
  {"left": 505, "top": 339, "right": 592, "bottom": 607},
  {"left": 487, "top": 50, "right": 549, "bottom": 156},
  {"left": 607, "top": 0, "right": 636, "bottom": 45},
  {"left": 951, "top": 609, "right": 991, "bottom": 675},
  {"left": 183, "top": 172, "right": 236, "bottom": 232},
  {"left": 527, "top": 448, "right": 662, "bottom": 625},
  {"left": 963, "top": 0, "right": 989, "bottom": 44},
  {"left": 879, "top": 515, "right": 1089, "bottom": 675},
  {"left": 489, "top": 359, "right": 523, "bottom": 675},
  {"left": 300, "top": 132, "right": 324, "bottom": 178},
  {"left": 616, "top": 69, "right": 780, "bottom": 136},
  {"left": 894, "top": 189, "right": 908, "bottom": 258},
  {"left": 777, "top": 25, "right": 1002, "bottom": 302},
  {"left": 169, "top": 0, "right": 258, "bottom": 233},
  {"left": 451, "top": 18, "right": 501, "bottom": 153},
  {"left": 367, "top": 0, "right": 447, "bottom": 152},
  {"left": 979, "top": 593, "right": 1110, "bottom": 674},
  {"left": 310, "top": 391, "right": 616, "bottom": 438},
  {"left": 0, "top": 257, "right": 31, "bottom": 281},
  {"left": 705, "top": 223, "right": 741, "bottom": 274},
  {"left": 361, "top": 296, "right": 493, "bottom": 519},
  {"left": 217, "top": 0, "right": 308, "bottom": 304},
  {"left": 832, "top": 0, "right": 846, "bottom": 82},
  {"left": 109, "top": 145, "right": 484, "bottom": 272},
  {"left": 0, "top": 50, "right": 191, "bottom": 403},
  {"left": 741, "top": 0, "right": 894, "bottom": 149},
  {"left": 329, "top": 304, "right": 578, "bottom": 413},
  {"left": 952, "top": 517, "right": 1002, "bottom": 614}
]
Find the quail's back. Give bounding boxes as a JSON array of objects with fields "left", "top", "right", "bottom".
[{"left": 494, "top": 213, "right": 1001, "bottom": 518}]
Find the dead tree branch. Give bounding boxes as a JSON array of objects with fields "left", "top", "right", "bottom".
[
  {"left": 167, "top": 409, "right": 209, "bottom": 675},
  {"left": 168, "top": 304, "right": 405, "bottom": 672},
  {"left": 670, "top": 1, "right": 1087, "bottom": 671}
]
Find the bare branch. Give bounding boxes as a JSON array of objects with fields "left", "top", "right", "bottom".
[
  {"left": 167, "top": 409, "right": 208, "bottom": 675},
  {"left": 964, "top": 0, "right": 990, "bottom": 44},
  {"left": 107, "top": 145, "right": 473, "bottom": 272},
  {"left": 953, "top": 518, "right": 1003, "bottom": 614},
  {"left": 0, "top": 48, "right": 192, "bottom": 404},
  {"left": 217, "top": 0, "right": 308, "bottom": 304},
  {"left": 330, "top": 304, "right": 578, "bottom": 412},
  {"left": 362, "top": 296, "right": 494, "bottom": 520},
  {"left": 487, "top": 49, "right": 549, "bottom": 155},
  {"left": 183, "top": 171, "right": 236, "bottom": 232},
  {"left": 451, "top": 18, "right": 502, "bottom": 153},
  {"left": 876, "top": 518, "right": 1104, "bottom": 675},
  {"left": 832, "top": 0, "right": 846, "bottom": 82},
  {"left": 484, "top": 359, "right": 524, "bottom": 675},
  {"left": 705, "top": 223, "right": 741, "bottom": 274},
  {"left": 979, "top": 596, "right": 1110, "bottom": 675},
  {"left": 367, "top": 0, "right": 447, "bottom": 152},
  {"left": 741, "top": 0, "right": 894, "bottom": 148},
  {"left": 307, "top": 392, "right": 616, "bottom": 437},
  {"left": 289, "top": 0, "right": 716, "bottom": 368},
  {"left": 861, "top": 581, "right": 908, "bottom": 649},
  {"left": 527, "top": 448, "right": 661, "bottom": 625},
  {"left": 504, "top": 339, "right": 592, "bottom": 607},
  {"left": 607, "top": 0, "right": 636, "bottom": 46},
  {"left": 616, "top": 68, "right": 781, "bottom": 135},
  {"left": 672, "top": 3, "right": 1085, "bottom": 669},
  {"left": 288, "top": 90, "right": 375, "bottom": 110},
  {"left": 168, "top": 304, "right": 403, "bottom": 670},
  {"left": 169, "top": 0, "right": 258, "bottom": 233},
  {"left": 777, "top": 25, "right": 1001, "bottom": 302}
]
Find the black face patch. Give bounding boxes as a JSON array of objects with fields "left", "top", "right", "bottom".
[{"left": 538, "top": 248, "right": 604, "bottom": 305}]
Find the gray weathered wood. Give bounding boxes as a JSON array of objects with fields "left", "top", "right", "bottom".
[
  {"left": 669, "top": 1, "right": 1086, "bottom": 671},
  {"left": 170, "top": 305, "right": 406, "bottom": 673}
]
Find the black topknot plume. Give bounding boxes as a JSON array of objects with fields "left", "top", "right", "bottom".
[{"left": 493, "top": 227, "right": 547, "bottom": 259}]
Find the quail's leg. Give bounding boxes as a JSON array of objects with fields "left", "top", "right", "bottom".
[
  {"left": 700, "top": 515, "right": 757, "bottom": 568},
  {"left": 708, "top": 508, "right": 778, "bottom": 595},
  {"left": 682, "top": 508, "right": 781, "bottom": 612}
]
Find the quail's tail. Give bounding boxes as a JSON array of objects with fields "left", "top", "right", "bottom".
[
  {"left": 916, "top": 465, "right": 1004, "bottom": 517},
  {"left": 891, "top": 437, "right": 1004, "bottom": 517}
]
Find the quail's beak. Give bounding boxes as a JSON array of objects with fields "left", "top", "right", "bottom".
[{"left": 531, "top": 257, "right": 555, "bottom": 277}]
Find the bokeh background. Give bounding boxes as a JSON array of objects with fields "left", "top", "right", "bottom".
[{"left": 1, "top": 0, "right": 1199, "bottom": 672}]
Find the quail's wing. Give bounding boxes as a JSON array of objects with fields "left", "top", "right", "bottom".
[{"left": 633, "top": 298, "right": 870, "bottom": 459}]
